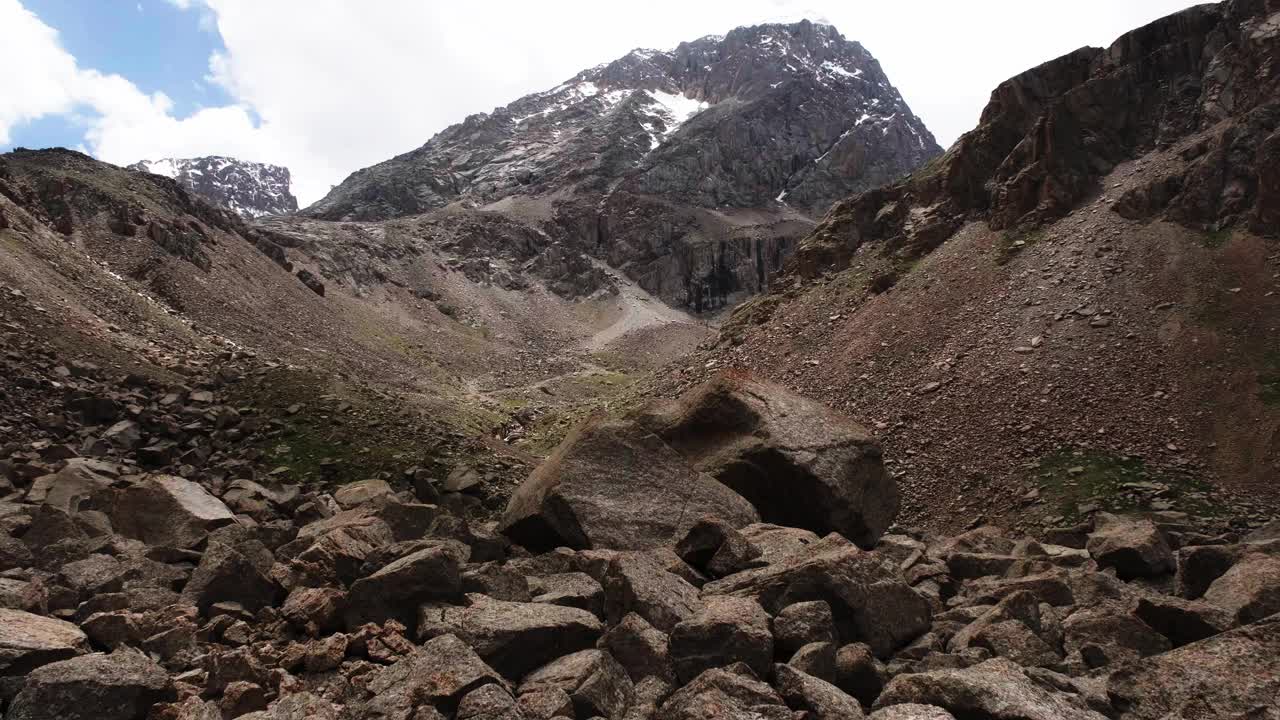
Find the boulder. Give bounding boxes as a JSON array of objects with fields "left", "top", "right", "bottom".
[
  {"left": 1176, "top": 544, "right": 1242, "bottom": 599},
  {"left": 463, "top": 563, "right": 532, "bottom": 603},
  {"left": 787, "top": 641, "right": 837, "bottom": 682},
  {"left": 774, "top": 663, "right": 865, "bottom": 720},
  {"left": 455, "top": 683, "right": 519, "bottom": 720},
  {"left": 110, "top": 475, "right": 236, "bottom": 549},
  {"left": 773, "top": 600, "right": 837, "bottom": 656},
  {"left": 0, "top": 609, "right": 90, "bottom": 675},
  {"left": 602, "top": 551, "right": 702, "bottom": 632},
  {"left": 599, "top": 612, "right": 672, "bottom": 683},
  {"left": 1202, "top": 552, "right": 1280, "bottom": 625},
  {"left": 281, "top": 587, "right": 346, "bottom": 635},
  {"left": 432, "top": 594, "right": 602, "bottom": 679},
  {"left": 834, "top": 642, "right": 886, "bottom": 706},
  {"left": 180, "top": 527, "right": 278, "bottom": 613},
  {"left": 874, "top": 658, "right": 1107, "bottom": 720},
  {"left": 530, "top": 571, "right": 603, "bottom": 616},
  {"left": 499, "top": 418, "right": 758, "bottom": 551},
  {"left": 344, "top": 542, "right": 465, "bottom": 628},
  {"left": 516, "top": 687, "right": 574, "bottom": 719},
  {"left": 1133, "top": 594, "right": 1233, "bottom": 647},
  {"left": 669, "top": 596, "right": 773, "bottom": 683},
  {"left": 702, "top": 533, "right": 931, "bottom": 657},
  {"left": 674, "top": 516, "right": 762, "bottom": 578},
  {"left": 364, "top": 634, "right": 504, "bottom": 716},
  {"left": 24, "top": 460, "right": 114, "bottom": 512},
  {"left": 5, "top": 650, "right": 176, "bottom": 720},
  {"left": 947, "top": 591, "right": 1062, "bottom": 667},
  {"left": 1085, "top": 514, "right": 1174, "bottom": 580},
  {"left": 869, "top": 706, "right": 956, "bottom": 720},
  {"left": 1106, "top": 614, "right": 1280, "bottom": 720},
  {"left": 332, "top": 479, "right": 394, "bottom": 509},
  {"left": 740, "top": 523, "right": 823, "bottom": 565},
  {"left": 1061, "top": 608, "right": 1170, "bottom": 669},
  {"left": 241, "top": 693, "right": 340, "bottom": 720},
  {"left": 636, "top": 371, "right": 897, "bottom": 548},
  {"left": 518, "top": 649, "right": 634, "bottom": 719},
  {"left": 656, "top": 665, "right": 791, "bottom": 720}
]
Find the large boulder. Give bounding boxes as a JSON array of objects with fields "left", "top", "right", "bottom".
[
  {"left": 1106, "top": 614, "right": 1280, "bottom": 719},
  {"left": 0, "top": 609, "right": 90, "bottom": 675},
  {"left": 180, "top": 527, "right": 279, "bottom": 613},
  {"left": 656, "top": 665, "right": 791, "bottom": 720},
  {"left": 344, "top": 542, "right": 465, "bottom": 628},
  {"left": 875, "top": 658, "right": 1107, "bottom": 720},
  {"left": 669, "top": 596, "right": 773, "bottom": 683},
  {"left": 602, "top": 551, "right": 702, "bottom": 633},
  {"left": 429, "top": 594, "right": 603, "bottom": 679},
  {"left": 702, "top": 533, "right": 931, "bottom": 657},
  {"left": 518, "top": 649, "right": 634, "bottom": 719},
  {"left": 1202, "top": 552, "right": 1280, "bottom": 625},
  {"left": 774, "top": 663, "right": 866, "bottom": 720},
  {"left": 110, "top": 475, "right": 236, "bottom": 549},
  {"left": 5, "top": 650, "right": 176, "bottom": 720},
  {"left": 364, "top": 634, "right": 504, "bottom": 717},
  {"left": 499, "top": 418, "right": 758, "bottom": 551},
  {"left": 636, "top": 371, "right": 897, "bottom": 548},
  {"left": 1085, "top": 514, "right": 1174, "bottom": 580}
]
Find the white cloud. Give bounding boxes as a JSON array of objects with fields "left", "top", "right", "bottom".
[{"left": 3, "top": 0, "right": 1204, "bottom": 207}]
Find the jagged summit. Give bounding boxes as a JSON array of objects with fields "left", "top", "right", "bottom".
[
  {"left": 303, "top": 19, "right": 939, "bottom": 311},
  {"left": 129, "top": 155, "right": 298, "bottom": 219}
]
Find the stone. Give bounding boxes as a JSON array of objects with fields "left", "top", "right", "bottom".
[
  {"left": 181, "top": 527, "right": 278, "bottom": 613},
  {"left": 0, "top": 535, "right": 33, "bottom": 572},
  {"left": 526, "top": 574, "right": 601, "bottom": 622},
  {"left": 244, "top": 693, "right": 340, "bottom": 720},
  {"left": 602, "top": 551, "right": 701, "bottom": 632},
  {"left": 463, "top": 562, "right": 532, "bottom": 603},
  {"left": 670, "top": 596, "right": 773, "bottom": 683},
  {"left": 110, "top": 475, "right": 236, "bottom": 549},
  {"left": 5, "top": 650, "right": 176, "bottom": 720},
  {"left": 24, "top": 460, "right": 113, "bottom": 512},
  {"left": 947, "top": 591, "right": 1063, "bottom": 667},
  {"left": 1133, "top": 594, "right": 1233, "bottom": 647},
  {"left": 518, "top": 649, "right": 634, "bottom": 719},
  {"left": 1061, "top": 608, "right": 1170, "bottom": 669},
  {"left": 868, "top": 706, "right": 956, "bottom": 720},
  {"left": 674, "top": 516, "right": 762, "bottom": 578},
  {"left": 1106, "top": 614, "right": 1280, "bottom": 720},
  {"left": 702, "top": 533, "right": 931, "bottom": 657},
  {"left": 516, "top": 687, "right": 574, "bottom": 720},
  {"left": 599, "top": 612, "right": 672, "bottom": 683},
  {"left": 773, "top": 600, "right": 837, "bottom": 656},
  {"left": 500, "top": 418, "right": 758, "bottom": 551},
  {"left": 788, "top": 641, "right": 837, "bottom": 682},
  {"left": 332, "top": 479, "right": 394, "bottom": 509},
  {"left": 835, "top": 643, "right": 885, "bottom": 706},
  {"left": 1202, "top": 552, "right": 1280, "bottom": 624},
  {"left": 364, "top": 634, "right": 504, "bottom": 715},
  {"left": 456, "top": 683, "right": 519, "bottom": 720},
  {"left": 1085, "top": 514, "right": 1175, "bottom": 580},
  {"left": 344, "top": 542, "right": 465, "bottom": 628},
  {"left": 636, "top": 372, "right": 897, "bottom": 548},
  {"left": 281, "top": 587, "right": 346, "bottom": 635},
  {"left": 656, "top": 665, "right": 791, "bottom": 720},
  {"left": 0, "top": 609, "right": 90, "bottom": 675},
  {"left": 221, "top": 681, "right": 269, "bottom": 718},
  {"left": 774, "top": 663, "right": 866, "bottom": 719},
  {"left": 874, "top": 658, "right": 1107, "bottom": 720},
  {"left": 432, "top": 594, "right": 603, "bottom": 679},
  {"left": 740, "top": 523, "right": 822, "bottom": 565},
  {"left": 1176, "top": 544, "right": 1242, "bottom": 599}
]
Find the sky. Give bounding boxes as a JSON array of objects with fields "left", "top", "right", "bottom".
[{"left": 2, "top": 0, "right": 1205, "bottom": 207}]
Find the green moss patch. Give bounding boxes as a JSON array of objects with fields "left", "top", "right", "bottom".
[{"left": 1034, "top": 450, "right": 1217, "bottom": 522}]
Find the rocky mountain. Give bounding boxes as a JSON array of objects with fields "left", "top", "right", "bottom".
[
  {"left": 305, "top": 20, "right": 940, "bottom": 311},
  {"left": 666, "top": 0, "right": 1280, "bottom": 532},
  {"left": 128, "top": 156, "right": 298, "bottom": 219}
]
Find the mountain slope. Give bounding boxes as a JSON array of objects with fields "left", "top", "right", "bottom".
[
  {"left": 129, "top": 156, "right": 298, "bottom": 218},
  {"left": 657, "top": 0, "right": 1280, "bottom": 532},
  {"left": 305, "top": 20, "right": 940, "bottom": 310}
]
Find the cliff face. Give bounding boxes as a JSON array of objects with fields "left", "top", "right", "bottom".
[
  {"left": 303, "top": 20, "right": 940, "bottom": 310},
  {"left": 790, "top": 0, "right": 1280, "bottom": 278}
]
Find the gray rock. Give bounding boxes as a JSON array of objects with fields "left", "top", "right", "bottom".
[
  {"left": 1085, "top": 514, "right": 1175, "bottom": 580},
  {"left": 702, "top": 533, "right": 931, "bottom": 657},
  {"left": 603, "top": 552, "right": 701, "bottom": 632},
  {"left": 656, "top": 665, "right": 792, "bottom": 720},
  {"left": 456, "top": 683, "right": 521, "bottom": 720},
  {"left": 531, "top": 572, "right": 603, "bottom": 616},
  {"left": 874, "top": 658, "right": 1107, "bottom": 720},
  {"left": 1106, "top": 614, "right": 1280, "bottom": 720},
  {"left": 1061, "top": 608, "right": 1170, "bottom": 669},
  {"left": 181, "top": 527, "right": 278, "bottom": 613},
  {"left": 364, "top": 634, "right": 504, "bottom": 716},
  {"left": 774, "top": 663, "right": 865, "bottom": 719},
  {"left": 834, "top": 642, "right": 885, "bottom": 706},
  {"left": 109, "top": 475, "right": 236, "bottom": 549},
  {"left": 669, "top": 596, "right": 773, "bottom": 683},
  {"left": 947, "top": 591, "right": 1062, "bottom": 667},
  {"left": 599, "top": 612, "right": 672, "bottom": 683},
  {"left": 773, "top": 600, "right": 837, "bottom": 656},
  {"left": 344, "top": 542, "right": 465, "bottom": 628},
  {"left": 519, "top": 649, "right": 634, "bottom": 719},
  {"left": 637, "top": 372, "right": 896, "bottom": 548},
  {"left": 433, "top": 594, "right": 602, "bottom": 679},
  {"left": 0, "top": 609, "right": 90, "bottom": 675},
  {"left": 500, "top": 418, "right": 758, "bottom": 551},
  {"left": 868, "top": 706, "right": 956, "bottom": 720},
  {"left": 332, "top": 479, "right": 393, "bottom": 509},
  {"left": 5, "top": 650, "right": 176, "bottom": 720},
  {"left": 1133, "top": 594, "right": 1233, "bottom": 647},
  {"left": 1202, "top": 552, "right": 1280, "bottom": 624},
  {"left": 1175, "top": 544, "right": 1242, "bottom": 599}
]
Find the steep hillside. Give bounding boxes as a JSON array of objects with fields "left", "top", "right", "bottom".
[
  {"left": 128, "top": 156, "right": 298, "bottom": 218},
  {"left": 305, "top": 20, "right": 940, "bottom": 310},
  {"left": 658, "top": 0, "right": 1280, "bottom": 532}
]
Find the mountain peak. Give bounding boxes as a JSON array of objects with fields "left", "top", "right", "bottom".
[{"left": 128, "top": 155, "right": 298, "bottom": 219}]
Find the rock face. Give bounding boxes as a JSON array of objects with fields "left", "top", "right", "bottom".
[
  {"left": 5, "top": 650, "right": 176, "bottom": 720},
  {"left": 637, "top": 370, "right": 895, "bottom": 547},
  {"left": 303, "top": 20, "right": 940, "bottom": 310},
  {"left": 129, "top": 157, "right": 298, "bottom": 218},
  {"left": 499, "top": 417, "right": 759, "bottom": 551}
]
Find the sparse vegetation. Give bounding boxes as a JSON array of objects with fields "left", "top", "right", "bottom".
[
  {"left": 994, "top": 227, "right": 1046, "bottom": 265},
  {"left": 1035, "top": 450, "right": 1217, "bottom": 522},
  {"left": 1200, "top": 228, "right": 1232, "bottom": 249}
]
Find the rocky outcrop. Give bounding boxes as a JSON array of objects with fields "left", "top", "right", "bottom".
[
  {"left": 129, "top": 157, "right": 298, "bottom": 219},
  {"left": 789, "top": 0, "right": 1280, "bottom": 279},
  {"left": 302, "top": 20, "right": 940, "bottom": 309}
]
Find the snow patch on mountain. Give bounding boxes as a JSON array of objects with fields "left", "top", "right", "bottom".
[{"left": 129, "top": 156, "right": 298, "bottom": 219}]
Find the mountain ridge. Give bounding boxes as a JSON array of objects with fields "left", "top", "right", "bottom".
[{"left": 129, "top": 155, "right": 298, "bottom": 219}]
